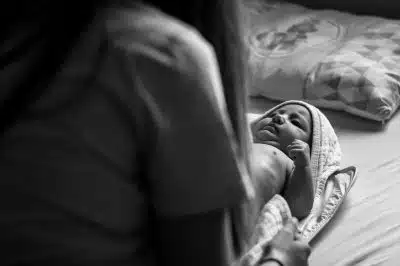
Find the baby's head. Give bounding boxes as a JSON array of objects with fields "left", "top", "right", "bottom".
[{"left": 252, "top": 103, "right": 313, "bottom": 156}]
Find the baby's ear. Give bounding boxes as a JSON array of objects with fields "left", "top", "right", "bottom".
[{"left": 297, "top": 166, "right": 358, "bottom": 242}]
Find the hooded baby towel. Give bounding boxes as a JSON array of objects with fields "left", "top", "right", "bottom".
[
  {"left": 263, "top": 100, "right": 342, "bottom": 198},
  {"left": 240, "top": 100, "right": 357, "bottom": 266}
]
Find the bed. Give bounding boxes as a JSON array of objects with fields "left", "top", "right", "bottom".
[
  {"left": 243, "top": 0, "right": 400, "bottom": 265},
  {"left": 248, "top": 98, "right": 400, "bottom": 265}
]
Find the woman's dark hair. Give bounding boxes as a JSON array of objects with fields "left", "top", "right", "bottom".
[
  {"left": 2, "top": 1, "right": 250, "bottom": 164},
  {"left": 2, "top": 0, "right": 251, "bottom": 184},
  {"left": 141, "top": 0, "right": 252, "bottom": 252},
  {"left": 0, "top": 1, "right": 102, "bottom": 133},
  {"left": 142, "top": 0, "right": 250, "bottom": 161}
]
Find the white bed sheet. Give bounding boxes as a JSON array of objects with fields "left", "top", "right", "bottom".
[{"left": 248, "top": 96, "right": 400, "bottom": 265}]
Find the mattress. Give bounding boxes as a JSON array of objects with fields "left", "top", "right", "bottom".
[{"left": 248, "top": 96, "right": 400, "bottom": 265}]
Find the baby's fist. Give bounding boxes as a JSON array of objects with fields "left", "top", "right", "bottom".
[{"left": 287, "top": 139, "right": 311, "bottom": 167}]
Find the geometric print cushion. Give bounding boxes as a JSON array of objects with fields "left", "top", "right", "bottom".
[{"left": 305, "top": 23, "right": 400, "bottom": 121}]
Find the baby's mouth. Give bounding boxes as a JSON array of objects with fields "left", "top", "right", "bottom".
[
  {"left": 255, "top": 123, "right": 279, "bottom": 142},
  {"left": 261, "top": 124, "right": 278, "bottom": 135}
]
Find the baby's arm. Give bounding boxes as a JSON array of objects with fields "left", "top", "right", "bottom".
[
  {"left": 283, "top": 165, "right": 314, "bottom": 219},
  {"left": 282, "top": 140, "right": 314, "bottom": 220}
]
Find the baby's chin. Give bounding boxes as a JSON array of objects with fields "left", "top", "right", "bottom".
[
  {"left": 253, "top": 138, "right": 280, "bottom": 149},
  {"left": 253, "top": 138, "right": 290, "bottom": 156}
]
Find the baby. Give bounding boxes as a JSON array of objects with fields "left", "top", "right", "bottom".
[{"left": 250, "top": 103, "right": 314, "bottom": 219}]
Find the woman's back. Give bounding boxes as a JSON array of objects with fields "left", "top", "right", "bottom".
[{"left": 0, "top": 4, "right": 251, "bottom": 265}]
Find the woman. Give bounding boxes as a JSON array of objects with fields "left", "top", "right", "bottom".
[{"left": 0, "top": 0, "right": 310, "bottom": 265}]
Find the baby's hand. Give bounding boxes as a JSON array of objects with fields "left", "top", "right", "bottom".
[{"left": 287, "top": 139, "right": 311, "bottom": 167}]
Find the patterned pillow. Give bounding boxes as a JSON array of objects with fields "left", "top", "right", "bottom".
[
  {"left": 305, "top": 23, "right": 400, "bottom": 121},
  {"left": 243, "top": 1, "right": 400, "bottom": 122}
]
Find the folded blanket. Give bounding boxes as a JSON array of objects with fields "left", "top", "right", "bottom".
[
  {"left": 241, "top": 101, "right": 357, "bottom": 265},
  {"left": 240, "top": 194, "right": 292, "bottom": 266}
]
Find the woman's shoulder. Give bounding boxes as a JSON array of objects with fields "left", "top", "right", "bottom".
[{"left": 105, "top": 4, "right": 215, "bottom": 67}]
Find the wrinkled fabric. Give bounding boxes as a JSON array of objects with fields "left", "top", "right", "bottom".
[{"left": 241, "top": 100, "right": 345, "bottom": 265}]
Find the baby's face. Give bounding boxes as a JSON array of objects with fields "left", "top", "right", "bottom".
[{"left": 252, "top": 104, "right": 312, "bottom": 154}]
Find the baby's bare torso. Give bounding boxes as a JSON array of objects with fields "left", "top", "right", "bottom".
[
  {"left": 251, "top": 143, "right": 293, "bottom": 203},
  {"left": 245, "top": 143, "right": 295, "bottom": 238}
]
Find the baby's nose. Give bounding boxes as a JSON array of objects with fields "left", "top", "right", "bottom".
[{"left": 272, "top": 114, "right": 285, "bottom": 125}]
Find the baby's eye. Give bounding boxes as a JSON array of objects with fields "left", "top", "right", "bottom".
[{"left": 292, "top": 120, "right": 303, "bottom": 128}]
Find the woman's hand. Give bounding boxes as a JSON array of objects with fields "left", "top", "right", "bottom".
[{"left": 258, "top": 218, "right": 311, "bottom": 266}]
